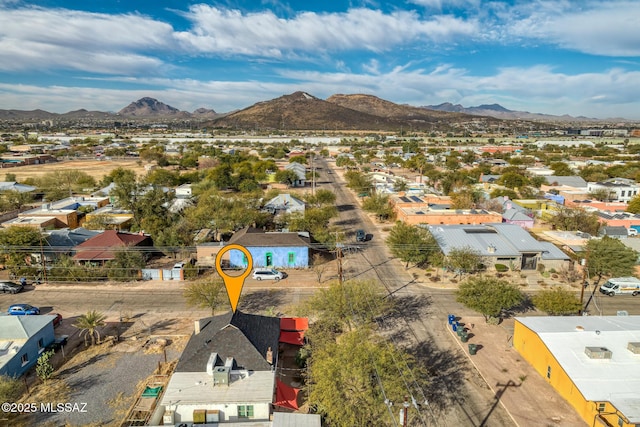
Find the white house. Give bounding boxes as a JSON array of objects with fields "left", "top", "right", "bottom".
[
  {"left": 284, "top": 162, "right": 306, "bottom": 187},
  {"left": 155, "top": 311, "right": 280, "bottom": 424},
  {"left": 587, "top": 178, "right": 640, "bottom": 203},
  {"left": 263, "top": 193, "right": 305, "bottom": 215}
]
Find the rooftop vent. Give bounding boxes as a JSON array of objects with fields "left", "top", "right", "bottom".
[
  {"left": 575, "top": 326, "right": 584, "bottom": 331},
  {"left": 212, "top": 366, "right": 230, "bottom": 386},
  {"left": 585, "top": 347, "right": 612, "bottom": 359},
  {"left": 627, "top": 342, "right": 640, "bottom": 355}
]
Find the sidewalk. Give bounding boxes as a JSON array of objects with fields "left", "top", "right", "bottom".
[{"left": 448, "top": 316, "right": 585, "bottom": 426}]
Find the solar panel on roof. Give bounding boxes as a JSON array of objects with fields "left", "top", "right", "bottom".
[
  {"left": 410, "top": 196, "right": 422, "bottom": 202},
  {"left": 415, "top": 211, "right": 424, "bottom": 214},
  {"left": 400, "top": 197, "right": 411, "bottom": 202}
]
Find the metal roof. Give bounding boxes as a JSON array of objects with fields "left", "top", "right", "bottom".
[
  {"left": 428, "top": 223, "right": 550, "bottom": 256},
  {"left": 516, "top": 316, "right": 640, "bottom": 423}
]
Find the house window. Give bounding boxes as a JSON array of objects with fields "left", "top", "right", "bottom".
[
  {"left": 598, "top": 402, "right": 606, "bottom": 412},
  {"left": 238, "top": 405, "right": 254, "bottom": 418},
  {"left": 288, "top": 252, "right": 295, "bottom": 266},
  {"left": 621, "top": 190, "right": 626, "bottom": 197},
  {"left": 21, "top": 354, "right": 29, "bottom": 366},
  {"left": 38, "top": 338, "right": 44, "bottom": 352},
  {"left": 618, "top": 416, "right": 624, "bottom": 427},
  {"left": 546, "top": 366, "right": 551, "bottom": 379}
]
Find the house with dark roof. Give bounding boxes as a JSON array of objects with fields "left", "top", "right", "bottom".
[
  {"left": 157, "top": 311, "right": 280, "bottom": 424},
  {"left": 73, "top": 229, "right": 152, "bottom": 264},
  {"left": 0, "top": 315, "right": 56, "bottom": 377},
  {"left": 227, "top": 227, "right": 310, "bottom": 268},
  {"left": 41, "top": 227, "right": 100, "bottom": 262}
]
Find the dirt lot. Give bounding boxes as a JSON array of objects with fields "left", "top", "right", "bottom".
[{"left": 3, "top": 158, "right": 151, "bottom": 181}]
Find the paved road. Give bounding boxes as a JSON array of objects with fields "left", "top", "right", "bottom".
[{"left": 322, "top": 159, "right": 515, "bottom": 427}]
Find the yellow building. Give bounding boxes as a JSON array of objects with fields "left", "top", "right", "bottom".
[{"left": 514, "top": 316, "right": 640, "bottom": 427}]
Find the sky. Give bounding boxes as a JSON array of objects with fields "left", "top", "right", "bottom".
[{"left": 1, "top": 0, "right": 639, "bottom": 119}]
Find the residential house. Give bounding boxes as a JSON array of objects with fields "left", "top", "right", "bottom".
[
  {"left": 396, "top": 203, "right": 502, "bottom": 226},
  {"left": 41, "top": 227, "right": 100, "bottom": 262},
  {"left": 599, "top": 226, "right": 629, "bottom": 239},
  {"left": 513, "top": 316, "right": 640, "bottom": 427},
  {"left": 73, "top": 229, "right": 152, "bottom": 265},
  {"left": 156, "top": 311, "right": 280, "bottom": 424},
  {"left": 226, "top": 227, "right": 310, "bottom": 268},
  {"left": 0, "top": 315, "right": 56, "bottom": 377},
  {"left": 587, "top": 178, "right": 640, "bottom": 203},
  {"left": 496, "top": 197, "right": 535, "bottom": 229},
  {"left": 3, "top": 196, "right": 110, "bottom": 230},
  {"left": 428, "top": 223, "right": 570, "bottom": 271},
  {"left": 0, "top": 181, "right": 37, "bottom": 193},
  {"left": 263, "top": 194, "right": 305, "bottom": 215},
  {"left": 283, "top": 162, "right": 306, "bottom": 187},
  {"left": 83, "top": 205, "right": 134, "bottom": 230}
]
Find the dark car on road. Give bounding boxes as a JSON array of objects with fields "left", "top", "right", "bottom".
[
  {"left": 356, "top": 229, "right": 366, "bottom": 242},
  {"left": 0, "top": 281, "right": 23, "bottom": 294},
  {"left": 8, "top": 304, "right": 40, "bottom": 315}
]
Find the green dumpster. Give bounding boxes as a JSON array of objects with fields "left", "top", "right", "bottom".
[
  {"left": 461, "top": 333, "right": 468, "bottom": 343},
  {"left": 468, "top": 343, "right": 477, "bottom": 355}
]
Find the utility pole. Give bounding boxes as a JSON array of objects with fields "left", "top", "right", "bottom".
[
  {"left": 311, "top": 152, "right": 316, "bottom": 196},
  {"left": 336, "top": 232, "right": 343, "bottom": 285},
  {"left": 400, "top": 396, "right": 409, "bottom": 427}
]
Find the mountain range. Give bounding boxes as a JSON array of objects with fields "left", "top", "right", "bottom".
[{"left": 0, "top": 93, "right": 624, "bottom": 130}]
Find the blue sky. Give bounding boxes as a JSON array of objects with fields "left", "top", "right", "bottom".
[{"left": 1, "top": 0, "right": 639, "bottom": 119}]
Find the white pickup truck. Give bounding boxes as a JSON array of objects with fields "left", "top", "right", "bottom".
[{"left": 599, "top": 277, "right": 640, "bottom": 296}]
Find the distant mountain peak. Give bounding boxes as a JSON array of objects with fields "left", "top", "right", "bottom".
[{"left": 118, "top": 97, "right": 181, "bottom": 117}]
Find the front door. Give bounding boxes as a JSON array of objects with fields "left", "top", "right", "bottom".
[{"left": 265, "top": 252, "right": 273, "bottom": 267}]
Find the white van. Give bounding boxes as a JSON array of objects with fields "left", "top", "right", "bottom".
[
  {"left": 599, "top": 277, "right": 640, "bottom": 296},
  {"left": 252, "top": 268, "right": 284, "bottom": 281}
]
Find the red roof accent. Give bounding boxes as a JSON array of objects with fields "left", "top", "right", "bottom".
[
  {"left": 279, "top": 331, "right": 305, "bottom": 346},
  {"left": 275, "top": 379, "right": 301, "bottom": 410},
  {"left": 73, "top": 230, "right": 151, "bottom": 262},
  {"left": 280, "top": 317, "right": 309, "bottom": 331}
]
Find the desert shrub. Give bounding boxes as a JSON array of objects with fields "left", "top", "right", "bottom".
[{"left": 495, "top": 264, "right": 508, "bottom": 272}]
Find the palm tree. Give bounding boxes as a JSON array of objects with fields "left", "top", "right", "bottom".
[{"left": 73, "top": 310, "right": 106, "bottom": 346}]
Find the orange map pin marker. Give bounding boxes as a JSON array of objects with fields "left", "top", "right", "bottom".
[{"left": 215, "top": 244, "right": 253, "bottom": 313}]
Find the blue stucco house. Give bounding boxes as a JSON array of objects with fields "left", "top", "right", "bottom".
[
  {"left": 0, "top": 315, "right": 56, "bottom": 377},
  {"left": 227, "top": 227, "right": 310, "bottom": 268}
]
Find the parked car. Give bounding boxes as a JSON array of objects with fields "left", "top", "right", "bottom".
[
  {"left": 356, "top": 229, "right": 366, "bottom": 242},
  {"left": 8, "top": 304, "right": 40, "bottom": 315},
  {"left": 51, "top": 313, "right": 63, "bottom": 327},
  {"left": 173, "top": 262, "right": 186, "bottom": 269},
  {"left": 252, "top": 268, "right": 284, "bottom": 281},
  {"left": 0, "top": 281, "right": 23, "bottom": 294},
  {"left": 46, "top": 335, "right": 68, "bottom": 352}
]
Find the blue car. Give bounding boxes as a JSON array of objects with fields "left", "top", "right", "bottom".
[{"left": 8, "top": 304, "right": 40, "bottom": 315}]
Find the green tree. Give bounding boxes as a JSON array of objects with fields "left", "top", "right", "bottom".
[
  {"left": 0, "top": 227, "right": 42, "bottom": 276},
  {"left": 548, "top": 207, "right": 601, "bottom": 236},
  {"left": 0, "top": 190, "right": 33, "bottom": 211},
  {"left": 36, "top": 349, "right": 55, "bottom": 383},
  {"left": 456, "top": 277, "right": 525, "bottom": 322},
  {"left": 385, "top": 222, "right": 437, "bottom": 268},
  {"left": 300, "top": 280, "right": 393, "bottom": 331},
  {"left": 274, "top": 169, "right": 299, "bottom": 186},
  {"left": 304, "top": 189, "right": 336, "bottom": 207},
  {"left": 586, "top": 236, "right": 638, "bottom": 283},
  {"left": 74, "top": 310, "right": 106, "bottom": 346},
  {"left": 362, "top": 194, "right": 395, "bottom": 221},
  {"left": 0, "top": 375, "right": 24, "bottom": 403},
  {"left": 550, "top": 162, "right": 573, "bottom": 176},
  {"left": 498, "top": 172, "right": 529, "bottom": 189},
  {"left": 183, "top": 278, "right": 227, "bottom": 314},
  {"left": 344, "top": 170, "right": 372, "bottom": 193},
  {"left": 105, "top": 249, "right": 145, "bottom": 281},
  {"left": 288, "top": 155, "right": 307, "bottom": 164},
  {"left": 450, "top": 187, "right": 483, "bottom": 209},
  {"left": 445, "top": 246, "right": 486, "bottom": 276},
  {"left": 307, "top": 328, "right": 427, "bottom": 427},
  {"left": 532, "top": 287, "right": 582, "bottom": 315},
  {"left": 627, "top": 194, "right": 640, "bottom": 214}
]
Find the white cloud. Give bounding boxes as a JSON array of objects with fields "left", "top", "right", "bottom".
[
  {"left": 0, "top": 7, "right": 174, "bottom": 73},
  {"left": 175, "top": 6, "right": 478, "bottom": 56},
  {"left": 503, "top": 1, "right": 640, "bottom": 56}
]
